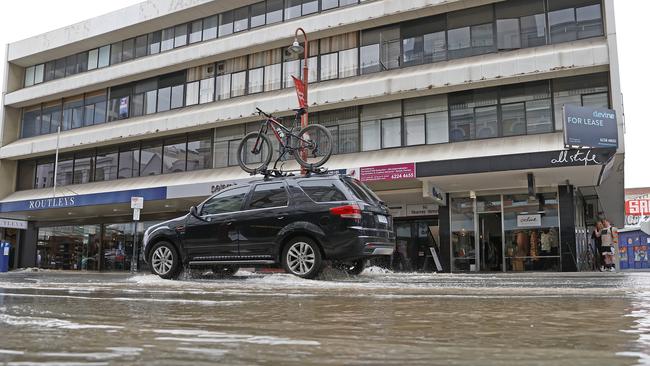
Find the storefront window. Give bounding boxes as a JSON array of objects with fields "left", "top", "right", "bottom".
[
  {"left": 503, "top": 193, "right": 560, "bottom": 271},
  {"left": 37, "top": 225, "right": 101, "bottom": 270},
  {"left": 103, "top": 224, "right": 135, "bottom": 271},
  {"left": 451, "top": 196, "right": 476, "bottom": 271}
]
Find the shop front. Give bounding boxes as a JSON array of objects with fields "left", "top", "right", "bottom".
[{"left": 449, "top": 191, "right": 561, "bottom": 272}]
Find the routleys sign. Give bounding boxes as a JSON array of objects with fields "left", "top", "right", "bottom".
[{"left": 563, "top": 105, "right": 618, "bottom": 149}]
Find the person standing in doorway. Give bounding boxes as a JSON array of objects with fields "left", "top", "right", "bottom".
[
  {"left": 592, "top": 221, "right": 603, "bottom": 271},
  {"left": 600, "top": 219, "right": 616, "bottom": 272}
]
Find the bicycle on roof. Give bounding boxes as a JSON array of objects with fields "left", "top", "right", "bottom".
[{"left": 237, "top": 107, "right": 333, "bottom": 174}]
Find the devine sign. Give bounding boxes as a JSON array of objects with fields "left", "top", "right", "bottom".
[
  {"left": 563, "top": 105, "right": 618, "bottom": 148},
  {"left": 517, "top": 214, "right": 542, "bottom": 228},
  {"left": 360, "top": 163, "right": 416, "bottom": 182},
  {"left": 626, "top": 199, "right": 650, "bottom": 216},
  {"left": 0, "top": 218, "right": 28, "bottom": 230}
]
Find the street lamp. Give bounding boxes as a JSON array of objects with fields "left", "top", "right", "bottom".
[{"left": 287, "top": 28, "right": 309, "bottom": 174}]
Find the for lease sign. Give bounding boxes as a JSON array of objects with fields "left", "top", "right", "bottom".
[{"left": 626, "top": 199, "right": 650, "bottom": 216}]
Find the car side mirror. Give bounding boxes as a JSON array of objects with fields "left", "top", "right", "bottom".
[{"left": 190, "top": 206, "right": 210, "bottom": 222}]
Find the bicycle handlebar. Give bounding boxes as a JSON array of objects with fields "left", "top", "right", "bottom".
[{"left": 256, "top": 107, "right": 272, "bottom": 118}]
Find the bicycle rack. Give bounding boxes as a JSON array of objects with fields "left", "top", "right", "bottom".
[{"left": 254, "top": 166, "right": 334, "bottom": 180}]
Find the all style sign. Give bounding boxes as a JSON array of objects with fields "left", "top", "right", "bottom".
[
  {"left": 517, "top": 214, "right": 542, "bottom": 228},
  {"left": 563, "top": 105, "right": 618, "bottom": 149}
]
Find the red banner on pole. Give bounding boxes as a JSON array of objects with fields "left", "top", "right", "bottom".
[{"left": 291, "top": 75, "right": 307, "bottom": 109}]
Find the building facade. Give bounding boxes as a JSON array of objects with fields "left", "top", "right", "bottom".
[{"left": 0, "top": 0, "right": 625, "bottom": 273}]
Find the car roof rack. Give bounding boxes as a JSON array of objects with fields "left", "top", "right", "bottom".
[{"left": 256, "top": 167, "right": 337, "bottom": 181}]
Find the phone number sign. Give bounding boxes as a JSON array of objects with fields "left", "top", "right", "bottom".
[{"left": 360, "top": 163, "right": 416, "bottom": 182}]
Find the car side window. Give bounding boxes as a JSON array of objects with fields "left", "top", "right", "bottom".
[
  {"left": 247, "top": 182, "right": 288, "bottom": 209},
  {"left": 201, "top": 186, "right": 249, "bottom": 215},
  {"left": 298, "top": 179, "right": 347, "bottom": 202}
]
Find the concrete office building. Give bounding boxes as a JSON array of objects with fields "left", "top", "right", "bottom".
[{"left": 0, "top": 0, "right": 624, "bottom": 273}]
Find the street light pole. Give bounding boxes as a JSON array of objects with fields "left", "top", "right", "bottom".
[{"left": 290, "top": 27, "right": 309, "bottom": 174}]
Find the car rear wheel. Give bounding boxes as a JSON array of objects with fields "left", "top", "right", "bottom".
[
  {"left": 149, "top": 241, "right": 181, "bottom": 280},
  {"left": 282, "top": 237, "right": 323, "bottom": 279}
]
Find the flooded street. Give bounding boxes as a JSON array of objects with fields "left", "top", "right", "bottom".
[{"left": 0, "top": 270, "right": 649, "bottom": 366}]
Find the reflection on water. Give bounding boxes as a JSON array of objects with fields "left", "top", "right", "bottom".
[{"left": 0, "top": 270, "right": 648, "bottom": 365}]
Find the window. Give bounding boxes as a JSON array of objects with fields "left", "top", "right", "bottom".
[
  {"left": 339, "top": 48, "right": 358, "bottom": 78},
  {"left": 21, "top": 105, "right": 41, "bottom": 138},
  {"left": 35, "top": 160, "right": 54, "bottom": 189},
  {"left": 110, "top": 42, "right": 122, "bottom": 65},
  {"left": 320, "top": 53, "right": 338, "bottom": 81},
  {"left": 219, "top": 11, "right": 234, "bottom": 37},
  {"left": 73, "top": 152, "right": 94, "bottom": 185},
  {"left": 56, "top": 155, "right": 74, "bottom": 187},
  {"left": 54, "top": 58, "right": 66, "bottom": 79},
  {"left": 402, "top": 15, "right": 447, "bottom": 66},
  {"left": 118, "top": 145, "right": 139, "bottom": 179},
  {"left": 135, "top": 35, "right": 148, "bottom": 58},
  {"left": 95, "top": 149, "right": 118, "bottom": 182},
  {"left": 283, "top": 59, "right": 300, "bottom": 88},
  {"left": 157, "top": 87, "right": 171, "bottom": 112},
  {"left": 98, "top": 45, "right": 110, "bottom": 68},
  {"left": 202, "top": 186, "right": 249, "bottom": 215},
  {"left": 131, "top": 79, "right": 157, "bottom": 117},
  {"left": 447, "top": 5, "right": 495, "bottom": 59},
  {"left": 405, "top": 115, "right": 425, "bottom": 145},
  {"left": 248, "top": 67, "right": 264, "bottom": 94},
  {"left": 163, "top": 137, "right": 187, "bottom": 173},
  {"left": 267, "top": 0, "right": 284, "bottom": 24},
  {"left": 361, "top": 101, "right": 401, "bottom": 150},
  {"left": 298, "top": 180, "right": 347, "bottom": 202},
  {"left": 577, "top": 4, "right": 603, "bottom": 39},
  {"left": 496, "top": 0, "right": 546, "bottom": 50},
  {"left": 62, "top": 95, "right": 84, "bottom": 130},
  {"left": 24, "top": 66, "right": 35, "bottom": 87},
  {"left": 88, "top": 49, "right": 99, "bottom": 70},
  {"left": 65, "top": 54, "right": 77, "bottom": 76},
  {"left": 171, "top": 85, "right": 184, "bottom": 109},
  {"left": 189, "top": 20, "right": 203, "bottom": 43},
  {"left": 234, "top": 7, "right": 249, "bottom": 32},
  {"left": 264, "top": 63, "right": 282, "bottom": 91},
  {"left": 285, "top": 0, "right": 302, "bottom": 19},
  {"left": 122, "top": 38, "right": 135, "bottom": 61},
  {"left": 553, "top": 73, "right": 608, "bottom": 130},
  {"left": 449, "top": 89, "right": 498, "bottom": 142},
  {"left": 549, "top": 0, "right": 603, "bottom": 43},
  {"left": 187, "top": 133, "right": 213, "bottom": 171},
  {"left": 215, "top": 124, "right": 244, "bottom": 168},
  {"left": 108, "top": 84, "right": 131, "bottom": 121},
  {"left": 203, "top": 16, "right": 218, "bottom": 40},
  {"left": 44, "top": 61, "right": 55, "bottom": 82},
  {"left": 41, "top": 102, "right": 62, "bottom": 135},
  {"left": 248, "top": 183, "right": 288, "bottom": 209},
  {"left": 322, "top": 0, "right": 338, "bottom": 10},
  {"left": 360, "top": 26, "right": 400, "bottom": 74},
  {"left": 174, "top": 24, "right": 188, "bottom": 48},
  {"left": 199, "top": 78, "right": 215, "bottom": 104},
  {"left": 83, "top": 90, "right": 107, "bottom": 126},
  {"left": 232, "top": 71, "right": 247, "bottom": 97},
  {"left": 186, "top": 81, "right": 199, "bottom": 106},
  {"left": 251, "top": 2, "right": 266, "bottom": 28},
  {"left": 148, "top": 31, "right": 162, "bottom": 54},
  {"left": 403, "top": 95, "right": 449, "bottom": 144},
  {"left": 317, "top": 107, "right": 359, "bottom": 154},
  {"left": 140, "top": 141, "right": 163, "bottom": 176},
  {"left": 161, "top": 27, "right": 175, "bottom": 51}
]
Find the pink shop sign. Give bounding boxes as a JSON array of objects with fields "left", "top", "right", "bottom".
[{"left": 360, "top": 163, "right": 416, "bottom": 182}]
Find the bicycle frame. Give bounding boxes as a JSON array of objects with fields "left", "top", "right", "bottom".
[{"left": 251, "top": 114, "right": 311, "bottom": 156}]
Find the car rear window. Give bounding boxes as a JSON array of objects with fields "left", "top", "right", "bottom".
[
  {"left": 298, "top": 179, "right": 347, "bottom": 202},
  {"left": 344, "top": 178, "right": 382, "bottom": 204}
]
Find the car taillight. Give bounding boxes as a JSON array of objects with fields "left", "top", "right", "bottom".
[{"left": 329, "top": 204, "right": 362, "bottom": 219}]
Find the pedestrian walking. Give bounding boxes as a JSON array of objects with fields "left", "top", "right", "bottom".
[{"left": 600, "top": 219, "right": 616, "bottom": 272}]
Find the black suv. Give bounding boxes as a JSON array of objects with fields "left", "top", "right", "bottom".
[{"left": 142, "top": 174, "right": 395, "bottom": 279}]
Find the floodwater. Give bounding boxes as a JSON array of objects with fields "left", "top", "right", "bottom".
[{"left": 0, "top": 269, "right": 649, "bottom": 366}]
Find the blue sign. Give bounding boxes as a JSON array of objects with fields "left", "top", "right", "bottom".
[
  {"left": 563, "top": 105, "right": 618, "bottom": 148},
  {"left": 0, "top": 187, "right": 167, "bottom": 213}
]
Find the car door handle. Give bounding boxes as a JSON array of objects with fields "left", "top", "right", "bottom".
[
  {"left": 226, "top": 221, "right": 233, "bottom": 226},
  {"left": 278, "top": 216, "right": 285, "bottom": 220}
]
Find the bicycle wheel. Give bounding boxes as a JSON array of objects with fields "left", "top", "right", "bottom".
[
  {"left": 293, "top": 124, "right": 333, "bottom": 170},
  {"left": 237, "top": 132, "right": 273, "bottom": 174}
]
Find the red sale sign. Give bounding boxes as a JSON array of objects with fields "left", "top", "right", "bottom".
[{"left": 626, "top": 199, "right": 650, "bottom": 216}]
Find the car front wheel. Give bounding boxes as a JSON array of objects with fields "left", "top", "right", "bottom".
[
  {"left": 149, "top": 241, "right": 181, "bottom": 280},
  {"left": 282, "top": 237, "right": 323, "bottom": 279}
]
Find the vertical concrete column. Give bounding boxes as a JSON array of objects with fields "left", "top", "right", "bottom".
[
  {"left": 438, "top": 194, "right": 451, "bottom": 273},
  {"left": 559, "top": 185, "right": 578, "bottom": 272},
  {"left": 19, "top": 222, "right": 38, "bottom": 268}
]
